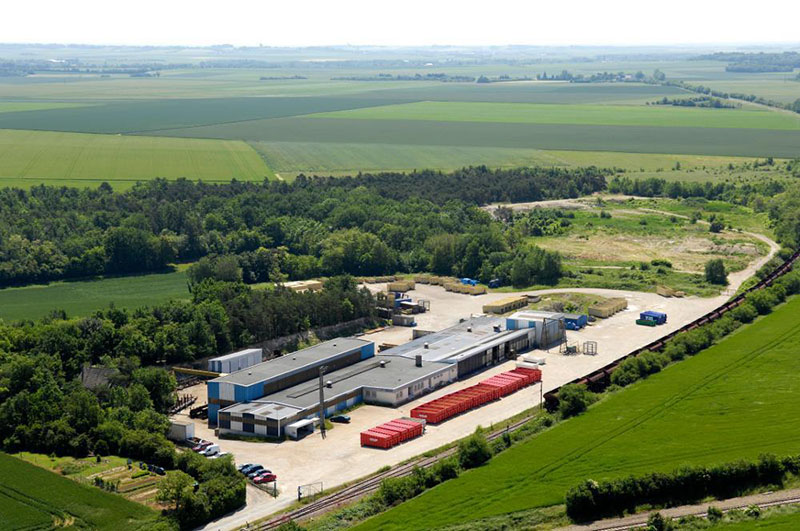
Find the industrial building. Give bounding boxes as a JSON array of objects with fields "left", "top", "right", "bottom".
[
  {"left": 209, "top": 313, "right": 565, "bottom": 438},
  {"left": 207, "top": 338, "right": 375, "bottom": 424},
  {"left": 208, "top": 348, "right": 262, "bottom": 374},
  {"left": 217, "top": 354, "right": 456, "bottom": 438}
]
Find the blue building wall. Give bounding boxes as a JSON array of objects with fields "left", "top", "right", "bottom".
[
  {"left": 360, "top": 343, "right": 375, "bottom": 360},
  {"left": 506, "top": 318, "right": 536, "bottom": 331}
]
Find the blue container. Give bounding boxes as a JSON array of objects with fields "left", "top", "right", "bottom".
[{"left": 640, "top": 311, "right": 667, "bottom": 325}]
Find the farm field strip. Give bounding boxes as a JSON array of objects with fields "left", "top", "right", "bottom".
[
  {"left": 0, "top": 269, "right": 190, "bottom": 321},
  {"left": 252, "top": 142, "right": 765, "bottom": 178},
  {"left": 0, "top": 101, "right": 91, "bottom": 113},
  {"left": 157, "top": 116, "right": 800, "bottom": 159},
  {"left": 311, "top": 101, "right": 800, "bottom": 130},
  {"left": 0, "top": 452, "right": 158, "bottom": 531},
  {"left": 0, "top": 95, "right": 417, "bottom": 134},
  {"left": 356, "top": 295, "right": 800, "bottom": 530},
  {"left": 0, "top": 129, "right": 272, "bottom": 187}
]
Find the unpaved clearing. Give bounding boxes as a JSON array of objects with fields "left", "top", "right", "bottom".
[{"left": 189, "top": 209, "right": 778, "bottom": 531}]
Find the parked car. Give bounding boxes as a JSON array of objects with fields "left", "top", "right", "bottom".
[
  {"left": 253, "top": 473, "right": 277, "bottom": 484},
  {"left": 154, "top": 466, "right": 165, "bottom": 475},
  {"left": 252, "top": 469, "right": 272, "bottom": 478},
  {"left": 209, "top": 452, "right": 230, "bottom": 459},
  {"left": 192, "top": 441, "right": 212, "bottom": 452},
  {"left": 330, "top": 414, "right": 351, "bottom": 424},
  {"left": 246, "top": 466, "right": 265, "bottom": 479},
  {"left": 237, "top": 463, "right": 254, "bottom": 472},
  {"left": 201, "top": 445, "right": 220, "bottom": 457},
  {"left": 239, "top": 464, "right": 260, "bottom": 475}
]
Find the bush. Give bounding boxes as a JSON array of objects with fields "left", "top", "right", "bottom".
[
  {"left": 558, "top": 384, "right": 596, "bottom": 418},
  {"left": 730, "top": 302, "right": 758, "bottom": 323},
  {"left": 647, "top": 511, "right": 674, "bottom": 531},
  {"left": 458, "top": 431, "right": 492, "bottom": 469},
  {"left": 705, "top": 259, "right": 727, "bottom": 285},
  {"left": 707, "top": 506, "right": 723, "bottom": 522},
  {"left": 565, "top": 452, "right": 795, "bottom": 522}
]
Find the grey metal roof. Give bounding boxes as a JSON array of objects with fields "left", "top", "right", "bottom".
[
  {"left": 211, "top": 337, "right": 372, "bottom": 387},
  {"left": 210, "top": 348, "right": 262, "bottom": 362},
  {"left": 382, "top": 316, "right": 526, "bottom": 363},
  {"left": 509, "top": 310, "right": 565, "bottom": 320},
  {"left": 563, "top": 313, "right": 585, "bottom": 320},
  {"left": 259, "top": 355, "right": 453, "bottom": 412},
  {"left": 219, "top": 401, "right": 302, "bottom": 421}
]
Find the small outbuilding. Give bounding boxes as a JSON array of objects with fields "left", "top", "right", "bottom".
[
  {"left": 638, "top": 310, "right": 667, "bottom": 325},
  {"left": 564, "top": 313, "right": 588, "bottom": 330}
]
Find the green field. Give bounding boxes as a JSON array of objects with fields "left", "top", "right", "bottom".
[
  {"left": 0, "top": 102, "right": 90, "bottom": 113},
  {"left": 357, "top": 295, "right": 800, "bottom": 530},
  {"left": 158, "top": 116, "right": 800, "bottom": 159},
  {"left": 0, "top": 269, "right": 190, "bottom": 321},
  {"left": 0, "top": 452, "right": 158, "bottom": 530},
  {"left": 313, "top": 101, "right": 800, "bottom": 130},
  {"left": 255, "top": 141, "right": 765, "bottom": 178},
  {"left": 0, "top": 129, "right": 272, "bottom": 188}
]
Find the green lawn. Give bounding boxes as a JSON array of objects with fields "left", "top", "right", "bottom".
[
  {"left": 357, "top": 295, "right": 800, "bottom": 530},
  {"left": 0, "top": 452, "right": 159, "bottom": 530},
  {"left": 0, "top": 129, "right": 272, "bottom": 188},
  {"left": 312, "top": 101, "right": 800, "bottom": 130},
  {"left": 0, "top": 269, "right": 190, "bottom": 322}
]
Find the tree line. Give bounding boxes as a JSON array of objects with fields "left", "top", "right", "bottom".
[{"left": 0, "top": 166, "right": 606, "bottom": 287}]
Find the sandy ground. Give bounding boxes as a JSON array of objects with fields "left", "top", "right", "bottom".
[{"left": 189, "top": 232, "right": 778, "bottom": 530}]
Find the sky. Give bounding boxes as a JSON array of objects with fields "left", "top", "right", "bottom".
[{"left": 3, "top": 0, "right": 799, "bottom": 47}]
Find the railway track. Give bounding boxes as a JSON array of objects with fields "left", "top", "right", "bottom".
[
  {"left": 255, "top": 410, "right": 537, "bottom": 529},
  {"left": 255, "top": 250, "right": 800, "bottom": 530}
]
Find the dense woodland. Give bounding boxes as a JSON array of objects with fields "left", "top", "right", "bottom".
[{"left": 0, "top": 166, "right": 606, "bottom": 287}]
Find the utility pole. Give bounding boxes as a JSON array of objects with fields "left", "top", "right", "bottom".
[{"left": 318, "top": 365, "right": 328, "bottom": 439}]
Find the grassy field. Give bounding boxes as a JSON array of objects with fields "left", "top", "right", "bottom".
[
  {"left": 0, "top": 452, "right": 159, "bottom": 530},
  {"left": 255, "top": 141, "right": 775, "bottom": 180},
  {"left": 158, "top": 116, "right": 800, "bottom": 159},
  {"left": 0, "top": 269, "right": 190, "bottom": 322},
  {"left": 0, "top": 101, "right": 90, "bottom": 113},
  {"left": 313, "top": 101, "right": 800, "bottom": 130},
  {"left": 356, "top": 294, "right": 800, "bottom": 530},
  {"left": 0, "top": 129, "right": 272, "bottom": 188}
]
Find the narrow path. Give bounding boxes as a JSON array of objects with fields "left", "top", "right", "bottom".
[{"left": 564, "top": 488, "right": 800, "bottom": 530}]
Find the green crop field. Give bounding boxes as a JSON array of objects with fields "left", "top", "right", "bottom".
[
  {"left": 357, "top": 295, "right": 800, "bottom": 530},
  {"left": 0, "top": 101, "right": 90, "bottom": 113},
  {"left": 0, "top": 269, "right": 190, "bottom": 322},
  {"left": 254, "top": 141, "right": 762, "bottom": 178},
  {"left": 0, "top": 129, "right": 272, "bottom": 188},
  {"left": 0, "top": 452, "right": 158, "bottom": 530},
  {"left": 313, "top": 101, "right": 800, "bottom": 130},
  {"left": 157, "top": 116, "right": 800, "bottom": 159}
]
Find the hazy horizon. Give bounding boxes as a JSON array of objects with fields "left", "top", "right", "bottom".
[{"left": 4, "top": 0, "right": 800, "bottom": 48}]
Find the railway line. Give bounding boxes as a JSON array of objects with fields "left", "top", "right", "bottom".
[{"left": 253, "top": 249, "right": 800, "bottom": 530}]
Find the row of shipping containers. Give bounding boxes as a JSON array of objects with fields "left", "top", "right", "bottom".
[
  {"left": 410, "top": 367, "right": 542, "bottom": 424},
  {"left": 360, "top": 418, "right": 426, "bottom": 449}
]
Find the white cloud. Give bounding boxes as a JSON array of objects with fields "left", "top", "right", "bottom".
[{"left": 3, "top": 0, "right": 799, "bottom": 47}]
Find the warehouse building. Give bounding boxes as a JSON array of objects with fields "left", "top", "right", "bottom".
[
  {"left": 387, "top": 316, "right": 545, "bottom": 378},
  {"left": 506, "top": 311, "right": 566, "bottom": 347},
  {"left": 207, "top": 338, "right": 375, "bottom": 425},
  {"left": 217, "top": 354, "right": 456, "bottom": 438},
  {"left": 208, "top": 348, "right": 262, "bottom": 374}
]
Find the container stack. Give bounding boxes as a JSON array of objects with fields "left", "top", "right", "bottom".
[
  {"left": 360, "top": 418, "right": 425, "bottom": 449},
  {"left": 411, "top": 367, "right": 542, "bottom": 424}
]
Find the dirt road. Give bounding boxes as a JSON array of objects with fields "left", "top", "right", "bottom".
[{"left": 564, "top": 488, "right": 800, "bottom": 530}]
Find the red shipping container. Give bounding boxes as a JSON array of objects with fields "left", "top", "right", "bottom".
[{"left": 361, "top": 430, "right": 393, "bottom": 449}]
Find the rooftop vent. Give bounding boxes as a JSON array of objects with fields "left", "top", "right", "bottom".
[
  {"left": 248, "top": 371, "right": 252, "bottom": 375},
  {"left": 415, "top": 354, "right": 423, "bottom": 368},
  {"left": 326, "top": 380, "right": 333, "bottom": 388},
  {"left": 424, "top": 342, "right": 429, "bottom": 349},
  {"left": 467, "top": 326, "right": 473, "bottom": 333},
  {"left": 380, "top": 360, "right": 387, "bottom": 368},
  {"left": 493, "top": 325, "right": 501, "bottom": 333}
]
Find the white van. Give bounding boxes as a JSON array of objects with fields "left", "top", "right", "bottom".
[{"left": 202, "top": 445, "right": 220, "bottom": 457}]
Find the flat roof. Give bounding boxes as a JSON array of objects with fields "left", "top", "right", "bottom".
[
  {"left": 219, "top": 401, "right": 302, "bottom": 421},
  {"left": 383, "top": 316, "right": 527, "bottom": 364},
  {"left": 510, "top": 310, "right": 565, "bottom": 320},
  {"left": 210, "top": 348, "right": 261, "bottom": 363},
  {"left": 259, "top": 355, "right": 454, "bottom": 412},
  {"left": 211, "top": 337, "right": 372, "bottom": 387}
]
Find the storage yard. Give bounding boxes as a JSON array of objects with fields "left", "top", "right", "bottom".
[{"left": 174, "top": 236, "right": 780, "bottom": 530}]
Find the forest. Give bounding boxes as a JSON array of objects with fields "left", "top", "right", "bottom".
[{"left": 0, "top": 166, "right": 607, "bottom": 287}]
